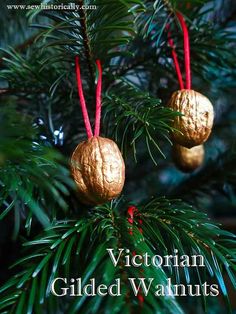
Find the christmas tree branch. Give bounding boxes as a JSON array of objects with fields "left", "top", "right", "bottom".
[
  {"left": 29, "top": 0, "right": 143, "bottom": 63},
  {"left": 78, "top": 0, "right": 95, "bottom": 82},
  {"left": 0, "top": 106, "right": 74, "bottom": 234},
  {"left": 0, "top": 30, "right": 44, "bottom": 66},
  {"left": 0, "top": 219, "right": 92, "bottom": 313},
  {"left": 103, "top": 79, "right": 180, "bottom": 163},
  {"left": 0, "top": 202, "right": 185, "bottom": 314},
  {"left": 136, "top": 197, "right": 236, "bottom": 311},
  {"left": 1, "top": 199, "right": 235, "bottom": 313}
]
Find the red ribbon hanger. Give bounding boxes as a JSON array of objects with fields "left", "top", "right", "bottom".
[
  {"left": 167, "top": 12, "right": 191, "bottom": 90},
  {"left": 75, "top": 56, "right": 102, "bottom": 138}
]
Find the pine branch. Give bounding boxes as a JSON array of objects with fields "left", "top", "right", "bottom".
[
  {"left": 103, "top": 79, "right": 181, "bottom": 164},
  {"left": 135, "top": 0, "right": 236, "bottom": 89},
  {"left": 29, "top": 0, "right": 144, "bottom": 63},
  {"left": 0, "top": 204, "right": 183, "bottom": 314},
  {"left": 78, "top": 0, "right": 95, "bottom": 82},
  {"left": 0, "top": 47, "right": 66, "bottom": 93},
  {"left": 0, "top": 0, "right": 36, "bottom": 49},
  {"left": 136, "top": 197, "right": 236, "bottom": 312},
  {"left": 1, "top": 198, "right": 236, "bottom": 313},
  {"left": 0, "top": 219, "right": 92, "bottom": 313},
  {"left": 0, "top": 106, "right": 74, "bottom": 234},
  {"left": 0, "top": 30, "right": 44, "bottom": 66}
]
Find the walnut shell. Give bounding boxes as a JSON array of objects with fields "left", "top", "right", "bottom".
[
  {"left": 168, "top": 89, "right": 214, "bottom": 148},
  {"left": 71, "top": 136, "right": 125, "bottom": 205},
  {"left": 173, "top": 144, "right": 204, "bottom": 172}
]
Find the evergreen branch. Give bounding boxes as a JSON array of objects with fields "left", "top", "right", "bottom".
[
  {"left": 0, "top": 219, "right": 92, "bottom": 313},
  {"left": 103, "top": 79, "right": 181, "bottom": 163},
  {"left": 0, "top": 106, "right": 74, "bottom": 233},
  {"left": 29, "top": 0, "right": 145, "bottom": 63},
  {"left": 136, "top": 197, "right": 236, "bottom": 312},
  {"left": 0, "top": 47, "right": 68, "bottom": 93},
  {"left": 135, "top": 0, "right": 236, "bottom": 88},
  {"left": 0, "top": 30, "right": 45, "bottom": 67},
  {"left": 0, "top": 0, "right": 37, "bottom": 49},
  {"left": 0, "top": 203, "right": 183, "bottom": 314},
  {"left": 78, "top": 0, "right": 95, "bottom": 82},
  {"left": 1, "top": 198, "right": 236, "bottom": 313}
]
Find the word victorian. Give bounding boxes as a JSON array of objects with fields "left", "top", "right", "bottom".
[{"left": 107, "top": 248, "right": 205, "bottom": 268}]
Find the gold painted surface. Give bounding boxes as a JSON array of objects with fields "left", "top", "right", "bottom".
[
  {"left": 71, "top": 136, "right": 125, "bottom": 205},
  {"left": 168, "top": 89, "right": 214, "bottom": 148},
  {"left": 173, "top": 144, "right": 204, "bottom": 172}
]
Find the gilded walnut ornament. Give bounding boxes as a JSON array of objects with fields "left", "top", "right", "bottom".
[
  {"left": 168, "top": 89, "right": 214, "bottom": 148},
  {"left": 71, "top": 136, "right": 125, "bottom": 205},
  {"left": 172, "top": 143, "right": 204, "bottom": 172}
]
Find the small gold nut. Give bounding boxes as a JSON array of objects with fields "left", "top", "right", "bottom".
[
  {"left": 173, "top": 144, "right": 204, "bottom": 172},
  {"left": 71, "top": 136, "right": 125, "bottom": 205},
  {"left": 168, "top": 89, "right": 214, "bottom": 148}
]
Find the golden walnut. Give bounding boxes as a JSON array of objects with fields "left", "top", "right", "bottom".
[
  {"left": 172, "top": 144, "right": 204, "bottom": 172},
  {"left": 71, "top": 136, "right": 125, "bottom": 205},
  {"left": 168, "top": 89, "right": 214, "bottom": 148}
]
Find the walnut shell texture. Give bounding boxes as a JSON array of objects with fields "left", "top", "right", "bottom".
[
  {"left": 71, "top": 136, "right": 125, "bottom": 205},
  {"left": 173, "top": 144, "right": 204, "bottom": 173},
  {"left": 168, "top": 89, "right": 214, "bottom": 148}
]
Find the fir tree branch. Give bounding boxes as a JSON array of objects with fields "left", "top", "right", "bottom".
[
  {"left": 29, "top": 0, "right": 144, "bottom": 63},
  {"left": 103, "top": 79, "right": 181, "bottom": 163},
  {"left": 136, "top": 197, "right": 236, "bottom": 312},
  {"left": 1, "top": 199, "right": 236, "bottom": 313},
  {"left": 0, "top": 106, "right": 75, "bottom": 234},
  {"left": 78, "top": 0, "right": 95, "bottom": 82}
]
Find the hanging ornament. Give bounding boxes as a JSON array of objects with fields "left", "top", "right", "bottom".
[
  {"left": 167, "top": 12, "right": 214, "bottom": 148},
  {"left": 172, "top": 143, "right": 204, "bottom": 172},
  {"left": 71, "top": 57, "right": 125, "bottom": 205},
  {"left": 169, "top": 90, "right": 214, "bottom": 148}
]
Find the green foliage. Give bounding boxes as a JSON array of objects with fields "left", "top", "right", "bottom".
[
  {"left": 0, "top": 199, "right": 235, "bottom": 313},
  {"left": 0, "top": 203, "right": 182, "bottom": 314},
  {"left": 0, "top": 47, "right": 68, "bottom": 94},
  {"left": 135, "top": 0, "right": 236, "bottom": 88},
  {"left": 103, "top": 79, "right": 181, "bottom": 163},
  {"left": 0, "top": 106, "right": 74, "bottom": 233},
  {"left": 0, "top": 0, "right": 36, "bottom": 48},
  {"left": 185, "top": 20, "right": 236, "bottom": 84},
  {"left": 137, "top": 198, "right": 236, "bottom": 312},
  {"left": 29, "top": 0, "right": 144, "bottom": 63}
]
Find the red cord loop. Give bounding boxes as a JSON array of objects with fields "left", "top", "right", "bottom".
[
  {"left": 167, "top": 12, "right": 191, "bottom": 90},
  {"left": 75, "top": 57, "right": 103, "bottom": 138},
  {"left": 176, "top": 12, "right": 191, "bottom": 89},
  {"left": 167, "top": 24, "right": 184, "bottom": 90}
]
